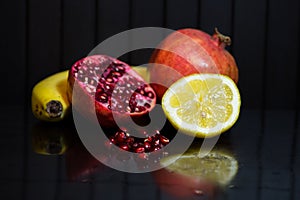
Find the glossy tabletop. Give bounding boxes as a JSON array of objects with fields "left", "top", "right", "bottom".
[{"left": 0, "top": 106, "right": 299, "bottom": 200}]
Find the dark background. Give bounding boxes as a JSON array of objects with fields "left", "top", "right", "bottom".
[
  {"left": 1, "top": 0, "right": 299, "bottom": 110},
  {"left": 0, "top": 0, "right": 300, "bottom": 200}
]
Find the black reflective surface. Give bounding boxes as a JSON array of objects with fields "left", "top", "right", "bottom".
[{"left": 0, "top": 107, "right": 299, "bottom": 200}]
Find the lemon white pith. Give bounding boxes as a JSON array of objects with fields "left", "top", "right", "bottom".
[{"left": 162, "top": 73, "right": 241, "bottom": 138}]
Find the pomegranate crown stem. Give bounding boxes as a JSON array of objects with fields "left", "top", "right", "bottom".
[{"left": 212, "top": 28, "right": 231, "bottom": 48}]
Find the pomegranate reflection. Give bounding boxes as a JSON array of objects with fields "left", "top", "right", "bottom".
[{"left": 65, "top": 140, "right": 106, "bottom": 182}]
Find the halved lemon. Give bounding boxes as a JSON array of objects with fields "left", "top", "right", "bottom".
[{"left": 162, "top": 73, "right": 241, "bottom": 138}]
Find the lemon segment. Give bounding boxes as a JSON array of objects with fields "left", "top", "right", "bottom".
[{"left": 162, "top": 73, "right": 241, "bottom": 138}]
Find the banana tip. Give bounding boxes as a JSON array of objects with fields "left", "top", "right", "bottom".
[{"left": 46, "top": 100, "right": 63, "bottom": 118}]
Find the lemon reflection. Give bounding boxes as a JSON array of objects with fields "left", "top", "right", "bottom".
[{"left": 153, "top": 142, "right": 238, "bottom": 199}]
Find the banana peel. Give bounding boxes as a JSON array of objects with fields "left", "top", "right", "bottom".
[{"left": 31, "top": 70, "right": 70, "bottom": 122}]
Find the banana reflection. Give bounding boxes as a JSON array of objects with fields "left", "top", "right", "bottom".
[
  {"left": 152, "top": 140, "right": 238, "bottom": 199},
  {"left": 31, "top": 121, "right": 73, "bottom": 155},
  {"left": 31, "top": 120, "right": 110, "bottom": 182}
]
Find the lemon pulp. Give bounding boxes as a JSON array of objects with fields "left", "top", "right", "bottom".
[{"left": 162, "top": 73, "right": 241, "bottom": 138}]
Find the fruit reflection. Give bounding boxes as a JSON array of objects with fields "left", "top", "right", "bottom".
[
  {"left": 153, "top": 144, "right": 238, "bottom": 199},
  {"left": 65, "top": 139, "right": 106, "bottom": 182},
  {"left": 31, "top": 121, "right": 72, "bottom": 155}
]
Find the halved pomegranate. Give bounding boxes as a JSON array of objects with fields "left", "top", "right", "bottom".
[{"left": 67, "top": 55, "right": 156, "bottom": 128}]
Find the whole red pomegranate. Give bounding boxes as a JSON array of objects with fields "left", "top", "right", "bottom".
[
  {"left": 67, "top": 55, "right": 156, "bottom": 128},
  {"left": 149, "top": 28, "right": 238, "bottom": 100}
]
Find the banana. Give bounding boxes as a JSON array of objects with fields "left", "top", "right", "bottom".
[
  {"left": 31, "top": 70, "right": 71, "bottom": 122},
  {"left": 132, "top": 65, "right": 149, "bottom": 83}
]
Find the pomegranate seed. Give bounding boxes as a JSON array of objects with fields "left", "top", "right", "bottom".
[
  {"left": 147, "top": 91, "right": 154, "bottom": 98},
  {"left": 144, "top": 142, "right": 151, "bottom": 150},
  {"left": 119, "top": 144, "right": 129, "bottom": 151},
  {"left": 112, "top": 71, "right": 121, "bottom": 77},
  {"left": 144, "top": 136, "right": 153, "bottom": 143},
  {"left": 144, "top": 103, "right": 151, "bottom": 108},
  {"left": 135, "top": 146, "right": 145, "bottom": 153},
  {"left": 126, "top": 106, "right": 131, "bottom": 112},
  {"left": 105, "top": 84, "right": 112, "bottom": 91},
  {"left": 159, "top": 135, "right": 170, "bottom": 145},
  {"left": 136, "top": 106, "right": 146, "bottom": 112},
  {"left": 104, "top": 129, "right": 170, "bottom": 154},
  {"left": 115, "top": 131, "right": 127, "bottom": 143},
  {"left": 154, "top": 139, "right": 160, "bottom": 146},
  {"left": 96, "top": 88, "right": 103, "bottom": 93},
  {"left": 106, "top": 76, "right": 114, "bottom": 83},
  {"left": 145, "top": 136, "right": 153, "bottom": 142},
  {"left": 132, "top": 142, "right": 139, "bottom": 148},
  {"left": 117, "top": 66, "right": 125, "bottom": 72},
  {"left": 100, "top": 77, "right": 106, "bottom": 83},
  {"left": 140, "top": 90, "right": 145, "bottom": 95},
  {"left": 153, "top": 146, "right": 161, "bottom": 151},
  {"left": 96, "top": 93, "right": 108, "bottom": 103},
  {"left": 125, "top": 137, "right": 134, "bottom": 146}
]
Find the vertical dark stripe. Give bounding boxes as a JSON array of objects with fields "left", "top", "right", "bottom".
[
  {"left": 59, "top": 0, "right": 64, "bottom": 69},
  {"left": 257, "top": 0, "right": 270, "bottom": 199},
  {"left": 54, "top": 1, "right": 64, "bottom": 199},
  {"left": 162, "top": 0, "right": 167, "bottom": 27},
  {"left": 229, "top": 0, "right": 235, "bottom": 53},
  {"left": 22, "top": 0, "right": 30, "bottom": 199},
  {"left": 54, "top": 156, "right": 62, "bottom": 200},
  {"left": 197, "top": 0, "right": 202, "bottom": 28},
  {"left": 124, "top": 1, "right": 132, "bottom": 184},
  {"left": 290, "top": 3, "right": 300, "bottom": 199},
  {"left": 290, "top": 113, "right": 299, "bottom": 200},
  {"left": 128, "top": 0, "right": 133, "bottom": 29},
  {"left": 261, "top": 0, "right": 270, "bottom": 133},
  {"left": 122, "top": 173, "right": 129, "bottom": 200},
  {"left": 224, "top": 0, "right": 236, "bottom": 137},
  {"left": 88, "top": 176, "right": 95, "bottom": 200},
  {"left": 127, "top": 0, "right": 133, "bottom": 64},
  {"left": 155, "top": 185, "right": 161, "bottom": 200},
  {"left": 95, "top": 0, "right": 99, "bottom": 45}
]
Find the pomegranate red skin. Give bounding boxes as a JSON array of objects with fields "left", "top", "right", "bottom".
[
  {"left": 67, "top": 55, "right": 156, "bottom": 128},
  {"left": 149, "top": 28, "right": 239, "bottom": 100}
]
